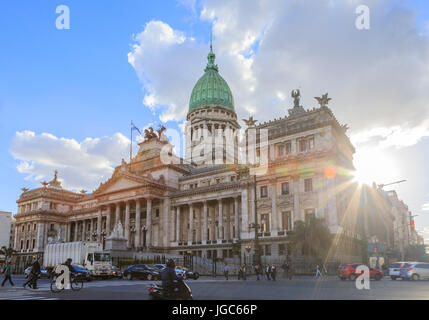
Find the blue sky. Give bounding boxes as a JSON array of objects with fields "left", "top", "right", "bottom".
[{"left": 1, "top": 0, "right": 429, "bottom": 238}]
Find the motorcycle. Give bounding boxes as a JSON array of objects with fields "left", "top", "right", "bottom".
[{"left": 148, "top": 278, "right": 193, "bottom": 300}]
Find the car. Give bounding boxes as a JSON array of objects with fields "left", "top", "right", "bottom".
[
  {"left": 152, "top": 264, "right": 166, "bottom": 271},
  {"left": 24, "top": 266, "right": 50, "bottom": 279},
  {"left": 338, "top": 264, "right": 383, "bottom": 281},
  {"left": 123, "top": 264, "right": 160, "bottom": 281},
  {"left": 110, "top": 266, "right": 122, "bottom": 279},
  {"left": 175, "top": 266, "right": 187, "bottom": 279},
  {"left": 399, "top": 262, "right": 429, "bottom": 280},
  {"left": 72, "top": 264, "right": 92, "bottom": 282},
  {"left": 182, "top": 267, "right": 200, "bottom": 280},
  {"left": 389, "top": 262, "right": 417, "bottom": 280}
]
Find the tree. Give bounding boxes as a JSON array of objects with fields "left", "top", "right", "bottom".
[
  {"left": 288, "top": 218, "right": 333, "bottom": 263},
  {"left": 0, "top": 246, "right": 16, "bottom": 262}
]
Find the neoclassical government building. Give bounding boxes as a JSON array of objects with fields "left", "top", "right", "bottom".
[{"left": 13, "top": 44, "right": 360, "bottom": 264}]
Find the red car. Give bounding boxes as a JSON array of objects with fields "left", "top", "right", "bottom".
[{"left": 338, "top": 264, "right": 383, "bottom": 281}]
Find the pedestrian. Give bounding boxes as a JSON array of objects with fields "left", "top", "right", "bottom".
[
  {"left": 271, "top": 264, "right": 277, "bottom": 281},
  {"left": 242, "top": 264, "right": 247, "bottom": 281},
  {"left": 24, "top": 257, "right": 42, "bottom": 289},
  {"left": 1, "top": 261, "right": 14, "bottom": 288},
  {"left": 254, "top": 264, "right": 261, "bottom": 281},
  {"left": 281, "top": 261, "right": 290, "bottom": 280},
  {"left": 315, "top": 264, "right": 322, "bottom": 279},
  {"left": 265, "top": 265, "right": 271, "bottom": 280},
  {"left": 224, "top": 262, "right": 229, "bottom": 280}
]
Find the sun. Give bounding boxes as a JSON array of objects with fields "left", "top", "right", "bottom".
[{"left": 352, "top": 147, "right": 398, "bottom": 186}]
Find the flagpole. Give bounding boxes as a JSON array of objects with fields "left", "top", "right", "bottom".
[{"left": 130, "top": 121, "right": 132, "bottom": 164}]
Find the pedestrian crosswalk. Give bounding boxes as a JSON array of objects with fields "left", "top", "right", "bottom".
[{"left": 0, "top": 289, "right": 59, "bottom": 300}]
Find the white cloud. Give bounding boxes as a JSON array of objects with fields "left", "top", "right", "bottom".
[
  {"left": 128, "top": 0, "right": 429, "bottom": 146},
  {"left": 423, "top": 203, "right": 429, "bottom": 211},
  {"left": 10, "top": 131, "right": 134, "bottom": 192}
]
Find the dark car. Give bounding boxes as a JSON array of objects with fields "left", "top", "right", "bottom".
[
  {"left": 123, "top": 264, "right": 160, "bottom": 281},
  {"left": 72, "top": 264, "right": 92, "bottom": 282}
]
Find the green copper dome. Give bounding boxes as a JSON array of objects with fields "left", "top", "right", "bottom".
[{"left": 189, "top": 46, "right": 234, "bottom": 113}]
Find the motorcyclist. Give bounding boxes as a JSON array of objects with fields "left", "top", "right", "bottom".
[{"left": 161, "top": 259, "right": 180, "bottom": 296}]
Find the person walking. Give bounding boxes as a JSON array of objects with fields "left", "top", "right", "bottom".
[
  {"left": 242, "top": 264, "right": 247, "bottom": 281},
  {"left": 315, "top": 264, "right": 322, "bottom": 279},
  {"left": 254, "top": 264, "right": 261, "bottom": 281},
  {"left": 1, "top": 261, "right": 14, "bottom": 288},
  {"left": 281, "top": 261, "right": 290, "bottom": 280},
  {"left": 271, "top": 264, "right": 277, "bottom": 281},
  {"left": 265, "top": 265, "right": 271, "bottom": 280},
  {"left": 24, "top": 257, "right": 42, "bottom": 289},
  {"left": 223, "top": 262, "right": 229, "bottom": 280}
]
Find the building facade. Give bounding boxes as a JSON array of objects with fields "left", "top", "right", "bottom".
[
  {"left": 0, "top": 211, "right": 12, "bottom": 249},
  {"left": 14, "top": 45, "right": 370, "bottom": 265}
]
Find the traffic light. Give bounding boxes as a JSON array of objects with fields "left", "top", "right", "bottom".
[
  {"left": 410, "top": 220, "right": 415, "bottom": 230},
  {"left": 373, "top": 247, "right": 377, "bottom": 253}
]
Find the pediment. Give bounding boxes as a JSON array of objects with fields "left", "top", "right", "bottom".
[{"left": 101, "top": 177, "right": 142, "bottom": 193}]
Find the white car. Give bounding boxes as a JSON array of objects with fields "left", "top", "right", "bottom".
[
  {"left": 400, "top": 262, "right": 429, "bottom": 280},
  {"left": 389, "top": 261, "right": 417, "bottom": 280}
]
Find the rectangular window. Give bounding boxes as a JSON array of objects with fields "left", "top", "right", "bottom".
[
  {"left": 156, "top": 209, "right": 160, "bottom": 218},
  {"left": 281, "top": 182, "right": 289, "bottom": 195},
  {"left": 261, "top": 214, "right": 270, "bottom": 232},
  {"left": 32, "top": 239, "right": 35, "bottom": 249},
  {"left": 299, "top": 140, "right": 307, "bottom": 152},
  {"left": 305, "top": 209, "right": 315, "bottom": 225},
  {"left": 260, "top": 186, "right": 268, "bottom": 198},
  {"left": 279, "top": 244, "right": 285, "bottom": 255},
  {"left": 304, "top": 178, "right": 313, "bottom": 192},
  {"left": 308, "top": 137, "right": 314, "bottom": 150},
  {"left": 265, "top": 245, "right": 271, "bottom": 256},
  {"left": 285, "top": 142, "right": 291, "bottom": 154},
  {"left": 278, "top": 145, "right": 285, "bottom": 157},
  {"left": 282, "top": 211, "right": 292, "bottom": 231}
]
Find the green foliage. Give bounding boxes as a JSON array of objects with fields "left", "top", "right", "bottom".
[
  {"left": 404, "top": 245, "right": 427, "bottom": 262},
  {"left": 288, "top": 219, "right": 333, "bottom": 262}
]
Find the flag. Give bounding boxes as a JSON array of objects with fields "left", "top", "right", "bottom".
[{"left": 131, "top": 121, "right": 141, "bottom": 135}]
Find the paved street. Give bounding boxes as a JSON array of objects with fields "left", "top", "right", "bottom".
[{"left": 1, "top": 275, "right": 429, "bottom": 300}]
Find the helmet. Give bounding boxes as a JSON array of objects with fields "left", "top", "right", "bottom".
[{"left": 167, "top": 259, "right": 176, "bottom": 268}]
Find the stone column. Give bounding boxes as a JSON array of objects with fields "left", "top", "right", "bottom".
[
  {"left": 115, "top": 203, "right": 121, "bottom": 225},
  {"left": 202, "top": 201, "right": 208, "bottom": 243},
  {"left": 35, "top": 223, "right": 43, "bottom": 251},
  {"left": 271, "top": 180, "right": 278, "bottom": 233},
  {"left": 147, "top": 199, "right": 152, "bottom": 247},
  {"left": 176, "top": 206, "right": 180, "bottom": 242},
  {"left": 125, "top": 201, "right": 131, "bottom": 247},
  {"left": 241, "top": 189, "right": 249, "bottom": 239},
  {"left": 218, "top": 199, "right": 223, "bottom": 240},
  {"left": 234, "top": 196, "right": 239, "bottom": 238},
  {"left": 188, "top": 203, "right": 194, "bottom": 243},
  {"left": 97, "top": 209, "right": 102, "bottom": 242},
  {"left": 293, "top": 177, "right": 300, "bottom": 227},
  {"left": 82, "top": 220, "right": 86, "bottom": 241},
  {"left": 162, "top": 198, "right": 170, "bottom": 247},
  {"left": 226, "top": 201, "right": 231, "bottom": 240},
  {"left": 210, "top": 205, "right": 216, "bottom": 241},
  {"left": 13, "top": 225, "right": 19, "bottom": 251},
  {"left": 73, "top": 221, "right": 78, "bottom": 241},
  {"left": 90, "top": 219, "right": 94, "bottom": 241},
  {"left": 135, "top": 200, "right": 141, "bottom": 249},
  {"left": 106, "top": 207, "right": 111, "bottom": 236},
  {"left": 67, "top": 223, "right": 71, "bottom": 242}
]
